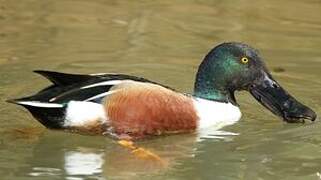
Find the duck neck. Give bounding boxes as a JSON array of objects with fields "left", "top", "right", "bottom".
[
  {"left": 193, "top": 57, "right": 237, "bottom": 105},
  {"left": 193, "top": 76, "right": 230, "bottom": 103}
]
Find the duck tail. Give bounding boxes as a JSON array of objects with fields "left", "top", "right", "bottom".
[
  {"left": 33, "top": 70, "right": 95, "bottom": 86},
  {"left": 7, "top": 99, "right": 66, "bottom": 129}
]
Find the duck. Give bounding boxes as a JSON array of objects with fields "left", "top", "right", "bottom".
[{"left": 8, "top": 42, "right": 317, "bottom": 140}]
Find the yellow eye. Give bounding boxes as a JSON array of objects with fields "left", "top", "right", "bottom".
[{"left": 241, "top": 57, "right": 249, "bottom": 64}]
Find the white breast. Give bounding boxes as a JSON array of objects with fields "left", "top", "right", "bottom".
[{"left": 192, "top": 98, "right": 241, "bottom": 133}]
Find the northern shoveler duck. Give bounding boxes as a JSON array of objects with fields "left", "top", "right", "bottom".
[{"left": 8, "top": 42, "right": 317, "bottom": 140}]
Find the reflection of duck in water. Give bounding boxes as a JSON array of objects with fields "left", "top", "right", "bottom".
[
  {"left": 23, "top": 132, "right": 200, "bottom": 179},
  {"left": 8, "top": 42, "right": 316, "bottom": 162},
  {"left": 64, "top": 151, "right": 104, "bottom": 176}
]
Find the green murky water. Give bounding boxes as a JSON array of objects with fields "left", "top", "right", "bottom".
[{"left": 1, "top": 0, "right": 321, "bottom": 179}]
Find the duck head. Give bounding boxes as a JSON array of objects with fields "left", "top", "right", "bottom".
[{"left": 194, "top": 42, "right": 316, "bottom": 122}]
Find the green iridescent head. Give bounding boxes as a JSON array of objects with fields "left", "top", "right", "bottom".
[
  {"left": 194, "top": 42, "right": 263, "bottom": 104},
  {"left": 194, "top": 42, "right": 316, "bottom": 122}
]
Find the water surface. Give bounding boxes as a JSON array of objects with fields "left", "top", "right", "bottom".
[{"left": 1, "top": 0, "right": 321, "bottom": 179}]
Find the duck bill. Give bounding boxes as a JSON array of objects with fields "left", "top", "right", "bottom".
[{"left": 249, "top": 72, "right": 316, "bottom": 123}]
